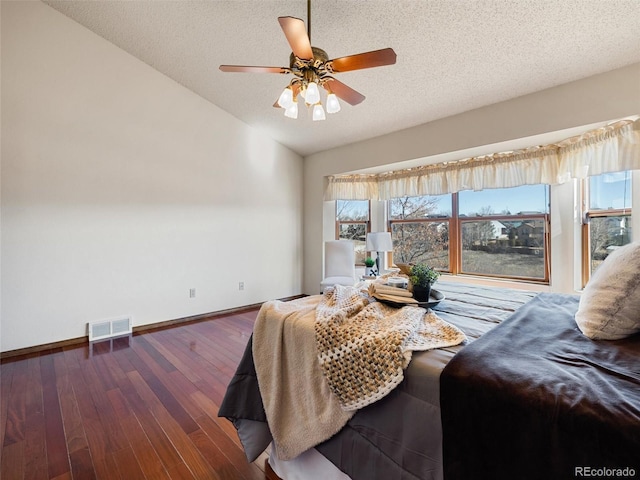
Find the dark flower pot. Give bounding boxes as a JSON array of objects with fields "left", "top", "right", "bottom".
[{"left": 412, "top": 284, "right": 432, "bottom": 302}]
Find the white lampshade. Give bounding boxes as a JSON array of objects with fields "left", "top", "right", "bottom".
[
  {"left": 284, "top": 101, "right": 298, "bottom": 119},
  {"left": 305, "top": 81, "right": 320, "bottom": 105},
  {"left": 326, "top": 93, "right": 341, "bottom": 114},
  {"left": 366, "top": 232, "right": 393, "bottom": 252},
  {"left": 312, "top": 103, "right": 326, "bottom": 121},
  {"left": 277, "top": 87, "right": 294, "bottom": 109}
]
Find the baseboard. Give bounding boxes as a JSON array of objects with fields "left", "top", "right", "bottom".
[
  {"left": 132, "top": 294, "right": 305, "bottom": 334},
  {"left": 0, "top": 336, "right": 88, "bottom": 362},
  {"left": 132, "top": 304, "right": 262, "bottom": 334},
  {"left": 0, "top": 294, "right": 306, "bottom": 361}
]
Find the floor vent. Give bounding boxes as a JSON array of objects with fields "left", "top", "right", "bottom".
[{"left": 88, "top": 316, "right": 132, "bottom": 342}]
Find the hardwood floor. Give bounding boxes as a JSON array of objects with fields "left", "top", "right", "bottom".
[{"left": 1, "top": 308, "right": 271, "bottom": 480}]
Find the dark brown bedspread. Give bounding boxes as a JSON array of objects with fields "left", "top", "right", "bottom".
[{"left": 440, "top": 293, "right": 640, "bottom": 480}]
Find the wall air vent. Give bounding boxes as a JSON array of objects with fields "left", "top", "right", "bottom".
[{"left": 87, "top": 316, "right": 132, "bottom": 342}]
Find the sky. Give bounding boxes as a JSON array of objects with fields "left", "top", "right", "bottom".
[
  {"left": 589, "top": 171, "right": 632, "bottom": 210},
  {"left": 429, "top": 175, "right": 630, "bottom": 216},
  {"left": 458, "top": 184, "right": 548, "bottom": 216}
]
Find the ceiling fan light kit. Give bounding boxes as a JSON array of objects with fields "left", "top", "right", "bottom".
[{"left": 219, "top": 1, "right": 396, "bottom": 122}]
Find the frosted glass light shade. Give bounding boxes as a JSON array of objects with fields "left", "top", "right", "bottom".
[
  {"left": 305, "top": 82, "right": 320, "bottom": 105},
  {"left": 277, "top": 87, "right": 294, "bottom": 109},
  {"left": 284, "top": 101, "right": 298, "bottom": 119},
  {"left": 326, "top": 93, "right": 341, "bottom": 113},
  {"left": 312, "top": 103, "right": 326, "bottom": 121}
]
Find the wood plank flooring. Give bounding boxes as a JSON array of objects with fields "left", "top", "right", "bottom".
[{"left": 1, "top": 308, "right": 270, "bottom": 480}]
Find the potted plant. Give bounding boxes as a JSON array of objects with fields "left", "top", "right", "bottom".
[
  {"left": 364, "top": 257, "right": 377, "bottom": 277},
  {"left": 409, "top": 263, "right": 440, "bottom": 302}
]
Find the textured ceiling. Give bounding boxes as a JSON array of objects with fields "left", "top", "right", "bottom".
[{"left": 43, "top": 0, "right": 640, "bottom": 157}]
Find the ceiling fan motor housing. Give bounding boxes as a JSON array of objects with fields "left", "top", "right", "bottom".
[{"left": 289, "top": 47, "right": 331, "bottom": 85}]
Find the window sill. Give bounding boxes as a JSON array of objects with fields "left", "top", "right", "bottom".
[{"left": 438, "top": 274, "right": 551, "bottom": 292}]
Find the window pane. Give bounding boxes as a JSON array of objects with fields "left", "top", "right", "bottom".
[
  {"left": 338, "top": 223, "right": 367, "bottom": 264},
  {"left": 589, "top": 171, "right": 631, "bottom": 210},
  {"left": 590, "top": 215, "right": 632, "bottom": 274},
  {"left": 389, "top": 195, "right": 451, "bottom": 220},
  {"left": 461, "top": 219, "right": 546, "bottom": 278},
  {"left": 337, "top": 200, "right": 369, "bottom": 221},
  {"left": 390, "top": 222, "right": 449, "bottom": 270},
  {"left": 459, "top": 185, "right": 549, "bottom": 216}
]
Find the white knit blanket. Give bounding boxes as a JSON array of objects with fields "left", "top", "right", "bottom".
[
  {"left": 316, "top": 284, "right": 466, "bottom": 411},
  {"left": 252, "top": 296, "right": 354, "bottom": 461},
  {"left": 252, "top": 287, "right": 466, "bottom": 460}
]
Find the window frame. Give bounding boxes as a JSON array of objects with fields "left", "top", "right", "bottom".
[
  {"left": 456, "top": 212, "right": 550, "bottom": 283},
  {"left": 335, "top": 200, "right": 371, "bottom": 266},
  {"left": 581, "top": 172, "right": 632, "bottom": 286},
  {"left": 388, "top": 188, "right": 551, "bottom": 284}
]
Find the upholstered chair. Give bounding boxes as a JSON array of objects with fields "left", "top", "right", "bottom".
[{"left": 320, "top": 240, "right": 356, "bottom": 292}]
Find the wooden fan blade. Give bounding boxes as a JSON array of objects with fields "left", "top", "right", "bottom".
[
  {"left": 324, "top": 79, "right": 365, "bottom": 106},
  {"left": 219, "top": 65, "right": 289, "bottom": 74},
  {"left": 278, "top": 17, "right": 313, "bottom": 60},
  {"left": 329, "top": 48, "right": 397, "bottom": 73}
]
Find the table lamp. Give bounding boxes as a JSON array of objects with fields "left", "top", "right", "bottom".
[{"left": 366, "top": 232, "right": 393, "bottom": 276}]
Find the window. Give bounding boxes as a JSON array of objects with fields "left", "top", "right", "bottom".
[
  {"left": 389, "top": 194, "right": 451, "bottom": 270},
  {"left": 336, "top": 200, "right": 370, "bottom": 264},
  {"left": 583, "top": 171, "right": 632, "bottom": 283},
  {"left": 458, "top": 185, "right": 549, "bottom": 281},
  {"left": 389, "top": 184, "right": 550, "bottom": 283}
]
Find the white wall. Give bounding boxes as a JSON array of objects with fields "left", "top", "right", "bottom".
[
  {"left": 304, "top": 63, "right": 640, "bottom": 295},
  {"left": 1, "top": 1, "right": 303, "bottom": 352}
]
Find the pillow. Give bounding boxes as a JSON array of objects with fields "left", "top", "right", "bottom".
[{"left": 575, "top": 242, "right": 640, "bottom": 340}]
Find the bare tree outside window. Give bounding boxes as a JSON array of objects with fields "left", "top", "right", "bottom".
[
  {"left": 390, "top": 195, "right": 450, "bottom": 269},
  {"left": 461, "top": 206, "right": 496, "bottom": 249},
  {"left": 589, "top": 216, "right": 632, "bottom": 273},
  {"left": 391, "top": 222, "right": 450, "bottom": 268},
  {"left": 586, "top": 171, "right": 632, "bottom": 279}
]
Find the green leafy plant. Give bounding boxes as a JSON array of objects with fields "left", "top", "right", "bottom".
[
  {"left": 364, "top": 257, "right": 376, "bottom": 267},
  {"left": 409, "top": 263, "right": 440, "bottom": 287}
]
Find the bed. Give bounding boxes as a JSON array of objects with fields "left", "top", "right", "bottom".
[{"left": 219, "top": 276, "right": 640, "bottom": 480}]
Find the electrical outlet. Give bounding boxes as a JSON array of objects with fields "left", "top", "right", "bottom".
[
  {"left": 239, "top": 281, "right": 244, "bottom": 291},
  {"left": 189, "top": 288, "right": 196, "bottom": 298}
]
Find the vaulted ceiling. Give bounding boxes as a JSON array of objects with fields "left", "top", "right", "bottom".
[{"left": 43, "top": 0, "right": 640, "bottom": 157}]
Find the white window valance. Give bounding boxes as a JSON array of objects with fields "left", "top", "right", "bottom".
[
  {"left": 325, "top": 118, "right": 640, "bottom": 201},
  {"left": 557, "top": 118, "right": 640, "bottom": 180}
]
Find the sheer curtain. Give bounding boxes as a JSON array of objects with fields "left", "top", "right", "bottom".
[
  {"left": 324, "top": 118, "right": 640, "bottom": 200},
  {"left": 557, "top": 118, "right": 640, "bottom": 180}
]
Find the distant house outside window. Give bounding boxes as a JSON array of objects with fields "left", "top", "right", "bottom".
[
  {"left": 458, "top": 185, "right": 549, "bottom": 280},
  {"left": 336, "top": 200, "right": 370, "bottom": 265}
]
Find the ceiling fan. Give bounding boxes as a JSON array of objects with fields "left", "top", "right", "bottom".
[{"left": 219, "top": 0, "right": 396, "bottom": 121}]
